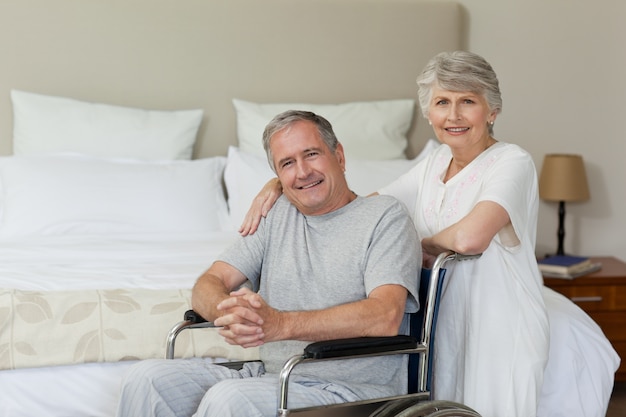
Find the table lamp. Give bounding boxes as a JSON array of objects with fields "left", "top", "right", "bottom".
[{"left": 538, "top": 154, "right": 590, "bottom": 256}]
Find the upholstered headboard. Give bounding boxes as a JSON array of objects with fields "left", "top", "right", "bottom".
[{"left": 0, "top": 0, "right": 463, "bottom": 158}]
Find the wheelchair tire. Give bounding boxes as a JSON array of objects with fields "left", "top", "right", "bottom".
[
  {"left": 392, "top": 400, "right": 481, "bottom": 417},
  {"left": 369, "top": 397, "right": 425, "bottom": 417},
  {"left": 369, "top": 399, "right": 480, "bottom": 417}
]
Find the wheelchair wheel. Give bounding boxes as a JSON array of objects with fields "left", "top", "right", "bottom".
[
  {"left": 369, "top": 399, "right": 480, "bottom": 417},
  {"left": 369, "top": 397, "right": 425, "bottom": 417},
  {"left": 393, "top": 400, "right": 481, "bottom": 417}
]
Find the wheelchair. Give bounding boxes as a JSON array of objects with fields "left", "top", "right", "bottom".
[{"left": 166, "top": 251, "right": 482, "bottom": 417}]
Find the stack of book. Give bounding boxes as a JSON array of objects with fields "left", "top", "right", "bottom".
[{"left": 538, "top": 255, "right": 602, "bottom": 279}]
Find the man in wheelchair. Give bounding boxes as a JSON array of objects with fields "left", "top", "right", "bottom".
[{"left": 115, "top": 110, "right": 421, "bottom": 417}]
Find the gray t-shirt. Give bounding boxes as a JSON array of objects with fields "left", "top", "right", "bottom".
[{"left": 218, "top": 194, "right": 420, "bottom": 397}]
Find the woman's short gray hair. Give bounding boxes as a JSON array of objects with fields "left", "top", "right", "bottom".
[
  {"left": 417, "top": 51, "right": 502, "bottom": 125},
  {"left": 262, "top": 110, "right": 339, "bottom": 172}
]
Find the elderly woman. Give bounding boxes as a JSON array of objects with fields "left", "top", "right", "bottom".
[
  {"left": 240, "top": 51, "right": 619, "bottom": 417},
  {"left": 377, "top": 51, "right": 549, "bottom": 416}
]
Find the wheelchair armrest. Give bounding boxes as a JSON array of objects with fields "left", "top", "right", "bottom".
[
  {"left": 165, "top": 309, "right": 215, "bottom": 359},
  {"left": 303, "top": 335, "right": 417, "bottom": 360},
  {"left": 184, "top": 309, "right": 208, "bottom": 323}
]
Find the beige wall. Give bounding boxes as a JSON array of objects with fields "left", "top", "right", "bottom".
[{"left": 449, "top": 0, "right": 626, "bottom": 260}]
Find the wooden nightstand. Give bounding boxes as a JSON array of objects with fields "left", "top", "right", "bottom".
[{"left": 543, "top": 256, "right": 626, "bottom": 381}]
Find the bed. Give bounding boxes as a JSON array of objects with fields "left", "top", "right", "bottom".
[{"left": 0, "top": 1, "right": 619, "bottom": 417}]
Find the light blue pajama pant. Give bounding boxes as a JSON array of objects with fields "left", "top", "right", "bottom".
[{"left": 115, "top": 358, "right": 362, "bottom": 417}]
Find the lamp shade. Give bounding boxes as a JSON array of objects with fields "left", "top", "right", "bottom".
[{"left": 539, "top": 154, "right": 590, "bottom": 202}]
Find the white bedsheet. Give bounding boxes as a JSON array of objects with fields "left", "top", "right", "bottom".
[
  {"left": 0, "top": 232, "right": 240, "bottom": 417},
  {"left": 0, "top": 361, "right": 134, "bottom": 417}
]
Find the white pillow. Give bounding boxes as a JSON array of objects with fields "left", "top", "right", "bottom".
[
  {"left": 232, "top": 98, "right": 414, "bottom": 160},
  {"left": 224, "top": 147, "right": 276, "bottom": 230},
  {"left": 11, "top": 90, "right": 203, "bottom": 160},
  {"left": 0, "top": 156, "right": 5, "bottom": 220},
  {"left": 345, "top": 138, "right": 439, "bottom": 195},
  {"left": 0, "top": 155, "right": 229, "bottom": 239},
  {"left": 223, "top": 140, "right": 438, "bottom": 229}
]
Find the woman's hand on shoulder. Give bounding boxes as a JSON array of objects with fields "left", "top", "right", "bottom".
[{"left": 239, "top": 177, "right": 283, "bottom": 236}]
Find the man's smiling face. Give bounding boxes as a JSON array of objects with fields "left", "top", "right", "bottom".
[{"left": 270, "top": 120, "right": 350, "bottom": 216}]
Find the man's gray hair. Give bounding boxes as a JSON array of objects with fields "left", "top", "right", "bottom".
[{"left": 262, "top": 110, "right": 339, "bottom": 172}]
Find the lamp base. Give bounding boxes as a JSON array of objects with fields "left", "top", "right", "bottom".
[{"left": 556, "top": 200, "right": 566, "bottom": 256}]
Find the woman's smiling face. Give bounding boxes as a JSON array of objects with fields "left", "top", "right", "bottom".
[{"left": 428, "top": 85, "right": 496, "bottom": 150}]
